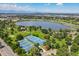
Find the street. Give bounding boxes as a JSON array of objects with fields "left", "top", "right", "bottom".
[{"left": 0, "top": 38, "right": 17, "bottom": 56}]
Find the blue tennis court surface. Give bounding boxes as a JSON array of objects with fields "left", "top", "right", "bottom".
[
  {"left": 19, "top": 38, "right": 34, "bottom": 52},
  {"left": 19, "top": 35, "right": 45, "bottom": 52},
  {"left": 25, "top": 35, "right": 45, "bottom": 45}
]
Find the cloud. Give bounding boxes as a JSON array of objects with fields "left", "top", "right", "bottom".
[
  {"left": 56, "top": 3, "right": 63, "bottom": 6},
  {"left": 0, "top": 3, "right": 53, "bottom": 13},
  {"left": 0, "top": 4, "right": 35, "bottom": 12}
]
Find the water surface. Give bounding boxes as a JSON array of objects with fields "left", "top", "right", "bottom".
[{"left": 16, "top": 21, "right": 69, "bottom": 30}]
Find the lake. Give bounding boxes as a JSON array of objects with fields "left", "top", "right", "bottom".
[{"left": 16, "top": 21, "right": 70, "bottom": 30}]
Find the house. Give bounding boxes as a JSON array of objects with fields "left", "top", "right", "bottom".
[{"left": 39, "top": 45, "right": 57, "bottom": 56}]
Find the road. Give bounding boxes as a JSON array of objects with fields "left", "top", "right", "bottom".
[{"left": 0, "top": 38, "right": 17, "bottom": 56}]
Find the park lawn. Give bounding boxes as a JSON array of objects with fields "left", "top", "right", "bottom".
[
  {"left": 31, "top": 30, "right": 45, "bottom": 39},
  {"left": 8, "top": 35, "right": 17, "bottom": 44}
]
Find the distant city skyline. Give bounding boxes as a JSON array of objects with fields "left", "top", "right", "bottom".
[{"left": 0, "top": 3, "right": 79, "bottom": 13}]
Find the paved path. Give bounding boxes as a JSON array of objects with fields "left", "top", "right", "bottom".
[
  {"left": 0, "top": 38, "right": 17, "bottom": 56},
  {"left": 68, "top": 32, "right": 77, "bottom": 55},
  {"left": 40, "top": 49, "right": 57, "bottom": 56}
]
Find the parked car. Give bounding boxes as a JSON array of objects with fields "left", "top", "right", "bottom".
[{"left": 0, "top": 42, "right": 4, "bottom": 48}]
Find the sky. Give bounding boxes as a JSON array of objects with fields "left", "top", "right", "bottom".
[{"left": 0, "top": 3, "right": 79, "bottom": 13}]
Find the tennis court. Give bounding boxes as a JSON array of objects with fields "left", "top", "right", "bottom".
[
  {"left": 26, "top": 35, "right": 45, "bottom": 45},
  {"left": 19, "top": 35, "right": 45, "bottom": 52},
  {"left": 19, "top": 38, "right": 34, "bottom": 52}
]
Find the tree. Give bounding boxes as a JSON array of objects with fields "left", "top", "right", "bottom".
[
  {"left": 48, "top": 28, "right": 52, "bottom": 32},
  {"left": 57, "top": 47, "right": 69, "bottom": 56},
  {"left": 34, "top": 43, "right": 39, "bottom": 48},
  {"left": 41, "top": 29, "right": 48, "bottom": 34},
  {"left": 44, "top": 34, "right": 50, "bottom": 39},
  {"left": 29, "top": 26, "right": 32, "bottom": 32},
  {"left": 16, "top": 34, "right": 24, "bottom": 41},
  {"left": 39, "top": 26, "right": 42, "bottom": 30},
  {"left": 71, "top": 43, "right": 79, "bottom": 53},
  {"left": 66, "top": 41, "right": 72, "bottom": 46},
  {"left": 11, "top": 42, "right": 19, "bottom": 52},
  {"left": 65, "top": 35, "right": 72, "bottom": 42},
  {"left": 28, "top": 47, "right": 41, "bottom": 56},
  {"left": 77, "top": 29, "right": 79, "bottom": 32},
  {"left": 73, "top": 35, "right": 79, "bottom": 45},
  {"left": 16, "top": 47, "right": 26, "bottom": 56},
  {"left": 55, "top": 43, "right": 60, "bottom": 49}
]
